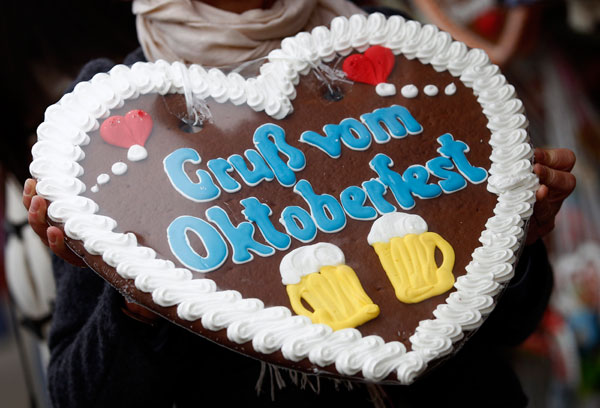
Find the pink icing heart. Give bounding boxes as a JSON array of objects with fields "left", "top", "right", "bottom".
[
  {"left": 100, "top": 109, "right": 153, "bottom": 148},
  {"left": 343, "top": 45, "right": 395, "bottom": 86}
]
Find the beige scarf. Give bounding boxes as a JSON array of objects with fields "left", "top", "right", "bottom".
[{"left": 133, "top": 0, "right": 364, "bottom": 66}]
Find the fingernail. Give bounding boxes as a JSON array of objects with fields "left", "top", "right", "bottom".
[
  {"left": 29, "top": 197, "right": 39, "bottom": 212},
  {"left": 24, "top": 180, "right": 33, "bottom": 195},
  {"left": 48, "top": 232, "right": 56, "bottom": 246}
]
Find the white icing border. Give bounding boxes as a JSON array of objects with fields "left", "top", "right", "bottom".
[{"left": 31, "top": 13, "right": 537, "bottom": 384}]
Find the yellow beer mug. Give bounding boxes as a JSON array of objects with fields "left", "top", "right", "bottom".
[
  {"left": 280, "top": 243, "right": 380, "bottom": 331},
  {"left": 368, "top": 212, "right": 455, "bottom": 304}
]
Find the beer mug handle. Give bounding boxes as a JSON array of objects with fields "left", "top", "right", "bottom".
[
  {"left": 422, "top": 232, "right": 455, "bottom": 277},
  {"left": 286, "top": 284, "right": 315, "bottom": 320}
]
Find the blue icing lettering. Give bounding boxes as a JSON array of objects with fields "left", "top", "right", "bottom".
[
  {"left": 280, "top": 206, "right": 317, "bottom": 243},
  {"left": 426, "top": 156, "right": 467, "bottom": 193},
  {"left": 163, "top": 148, "right": 220, "bottom": 202},
  {"left": 437, "top": 133, "right": 488, "bottom": 184},
  {"left": 340, "top": 186, "right": 377, "bottom": 220},
  {"left": 337, "top": 119, "right": 372, "bottom": 151},
  {"left": 362, "top": 179, "right": 396, "bottom": 214},
  {"left": 402, "top": 165, "right": 442, "bottom": 199},
  {"left": 205, "top": 206, "right": 275, "bottom": 263},
  {"left": 300, "top": 129, "right": 341, "bottom": 158},
  {"left": 369, "top": 154, "right": 415, "bottom": 210},
  {"left": 229, "top": 149, "right": 275, "bottom": 186},
  {"left": 361, "top": 105, "right": 423, "bottom": 143},
  {"left": 301, "top": 118, "right": 372, "bottom": 159},
  {"left": 294, "top": 179, "right": 347, "bottom": 233},
  {"left": 207, "top": 158, "right": 241, "bottom": 193},
  {"left": 254, "top": 123, "right": 305, "bottom": 187},
  {"left": 167, "top": 216, "right": 227, "bottom": 273},
  {"left": 240, "top": 197, "right": 291, "bottom": 251}
]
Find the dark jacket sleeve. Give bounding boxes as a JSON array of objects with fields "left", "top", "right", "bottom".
[
  {"left": 46, "top": 256, "right": 177, "bottom": 408},
  {"left": 478, "top": 239, "right": 554, "bottom": 346}
]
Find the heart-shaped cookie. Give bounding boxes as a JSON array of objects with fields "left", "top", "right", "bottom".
[{"left": 30, "top": 13, "right": 536, "bottom": 384}]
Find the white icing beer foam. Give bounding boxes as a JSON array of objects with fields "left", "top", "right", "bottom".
[
  {"left": 280, "top": 242, "right": 345, "bottom": 285},
  {"left": 367, "top": 212, "right": 428, "bottom": 245}
]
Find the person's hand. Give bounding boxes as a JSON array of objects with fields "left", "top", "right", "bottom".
[
  {"left": 526, "top": 148, "right": 576, "bottom": 245},
  {"left": 23, "top": 178, "right": 86, "bottom": 266},
  {"left": 23, "top": 178, "right": 159, "bottom": 324}
]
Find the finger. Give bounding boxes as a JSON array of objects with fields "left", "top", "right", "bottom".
[
  {"left": 534, "top": 164, "right": 577, "bottom": 196},
  {"left": 22, "top": 178, "right": 37, "bottom": 210},
  {"left": 47, "top": 226, "right": 86, "bottom": 267},
  {"left": 535, "top": 183, "right": 548, "bottom": 202},
  {"left": 534, "top": 148, "right": 576, "bottom": 171},
  {"left": 28, "top": 195, "right": 49, "bottom": 246}
]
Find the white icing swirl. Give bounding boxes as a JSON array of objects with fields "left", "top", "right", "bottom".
[
  {"left": 47, "top": 197, "right": 98, "bottom": 223},
  {"left": 335, "top": 335, "right": 384, "bottom": 376},
  {"left": 134, "top": 268, "right": 192, "bottom": 292},
  {"left": 454, "top": 273, "right": 501, "bottom": 297},
  {"left": 329, "top": 16, "right": 353, "bottom": 56},
  {"left": 409, "top": 331, "right": 453, "bottom": 359},
  {"left": 252, "top": 315, "right": 312, "bottom": 354},
  {"left": 35, "top": 177, "right": 85, "bottom": 202},
  {"left": 447, "top": 292, "right": 495, "bottom": 315},
  {"left": 396, "top": 351, "right": 426, "bottom": 384},
  {"left": 417, "top": 30, "right": 451, "bottom": 65},
  {"left": 399, "top": 20, "right": 422, "bottom": 59},
  {"left": 362, "top": 341, "right": 407, "bottom": 381},
  {"left": 383, "top": 15, "right": 407, "bottom": 54},
  {"left": 37, "top": 121, "right": 89, "bottom": 146},
  {"left": 151, "top": 279, "right": 217, "bottom": 307},
  {"left": 227, "top": 306, "right": 291, "bottom": 344},
  {"left": 349, "top": 14, "right": 370, "bottom": 52},
  {"left": 29, "top": 158, "right": 83, "bottom": 179},
  {"left": 202, "top": 298, "right": 265, "bottom": 331},
  {"left": 366, "top": 12, "right": 388, "bottom": 45},
  {"left": 311, "top": 26, "right": 336, "bottom": 62},
  {"left": 433, "top": 304, "right": 483, "bottom": 331},
  {"left": 31, "top": 140, "right": 85, "bottom": 162},
  {"left": 179, "top": 290, "right": 242, "bottom": 322},
  {"left": 308, "top": 328, "right": 362, "bottom": 366},
  {"left": 281, "top": 324, "right": 332, "bottom": 362}
]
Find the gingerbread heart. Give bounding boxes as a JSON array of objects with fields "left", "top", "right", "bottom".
[{"left": 30, "top": 14, "right": 535, "bottom": 385}]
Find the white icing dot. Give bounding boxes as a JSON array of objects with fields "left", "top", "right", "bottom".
[
  {"left": 375, "top": 83, "right": 396, "bottom": 97},
  {"left": 444, "top": 83, "right": 457, "bottom": 95},
  {"left": 91, "top": 185, "right": 99, "bottom": 193},
  {"left": 424, "top": 85, "right": 438, "bottom": 96},
  {"left": 401, "top": 84, "right": 418, "bottom": 98},
  {"left": 111, "top": 162, "right": 128, "bottom": 175},
  {"left": 128, "top": 144, "right": 148, "bottom": 162},
  {"left": 97, "top": 173, "right": 110, "bottom": 185}
]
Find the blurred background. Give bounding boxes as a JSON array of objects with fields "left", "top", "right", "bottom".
[{"left": 1, "top": 0, "right": 599, "bottom": 406}]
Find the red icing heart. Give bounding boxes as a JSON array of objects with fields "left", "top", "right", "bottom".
[
  {"left": 342, "top": 45, "right": 395, "bottom": 86},
  {"left": 100, "top": 109, "right": 153, "bottom": 148}
]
